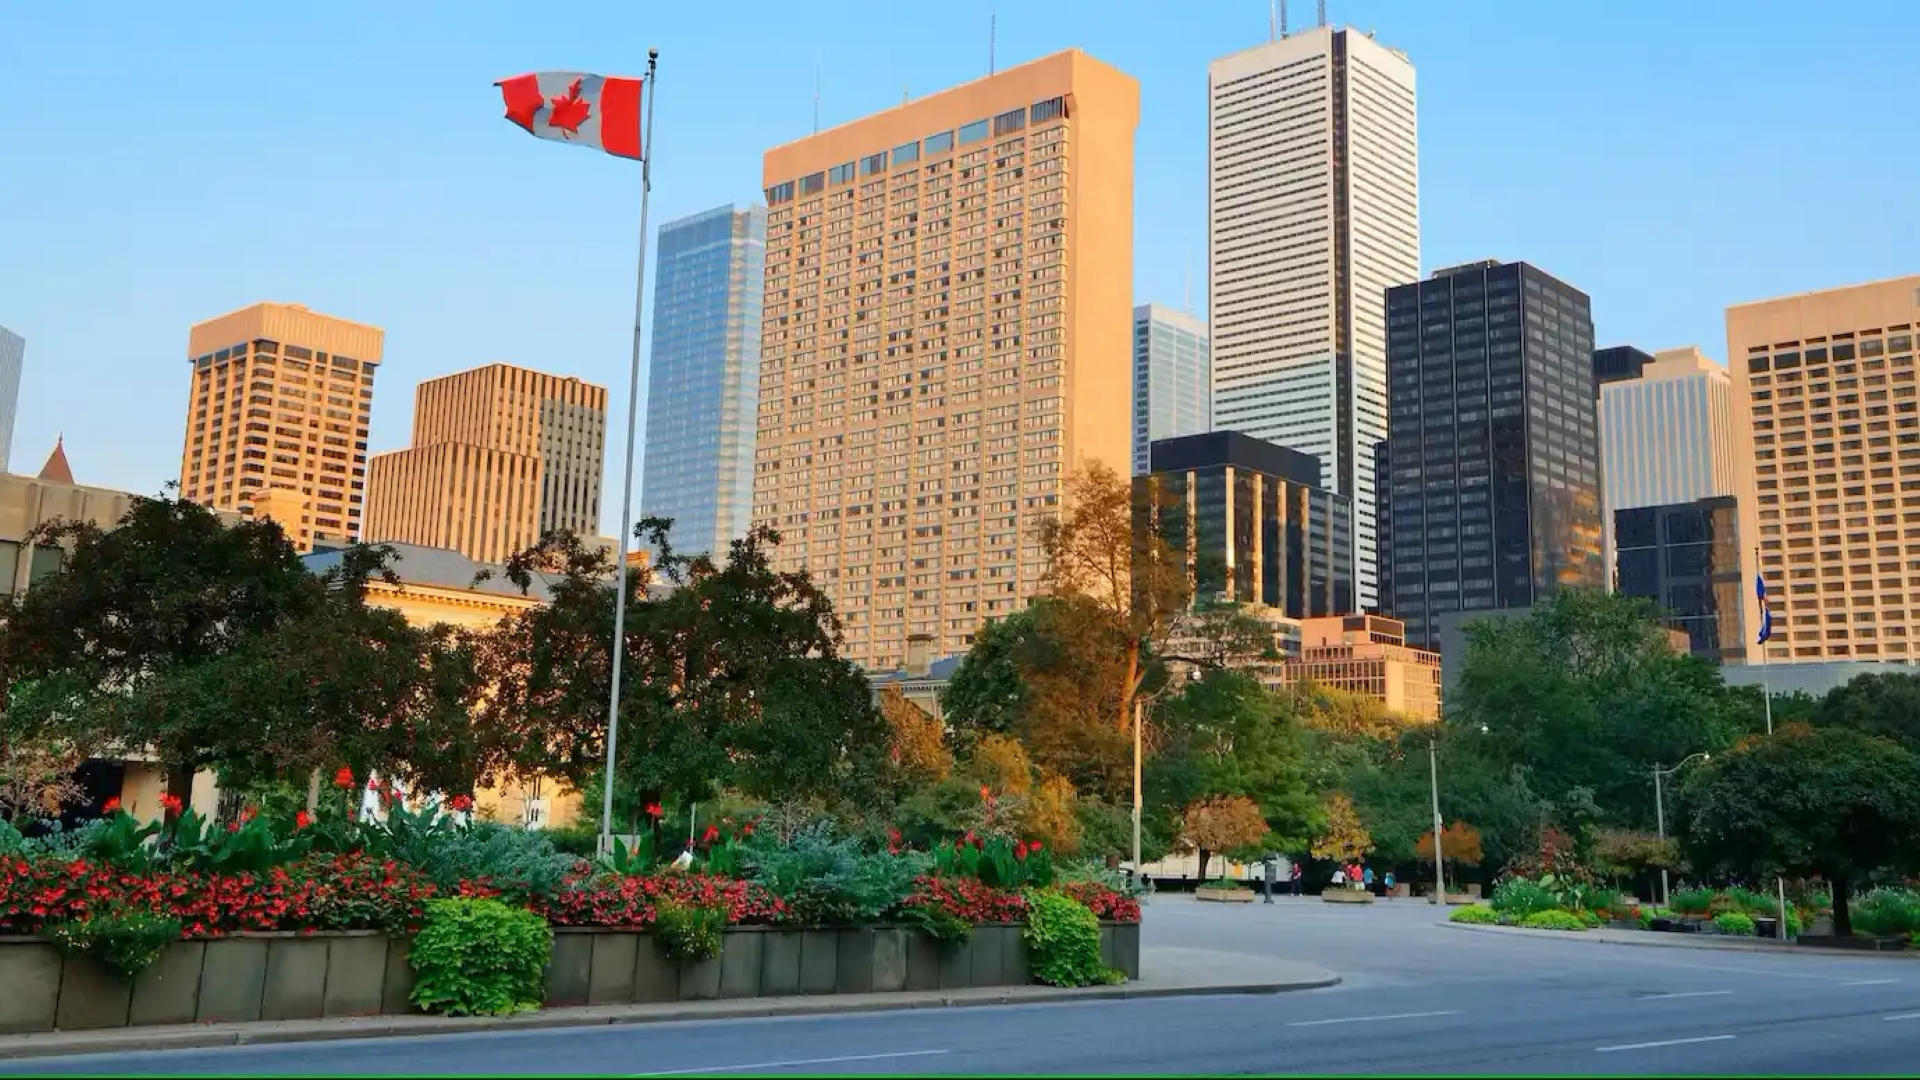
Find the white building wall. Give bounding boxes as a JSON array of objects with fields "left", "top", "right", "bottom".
[
  {"left": 0, "top": 326, "right": 22, "bottom": 475},
  {"left": 1131, "top": 304, "right": 1211, "bottom": 475},
  {"left": 1207, "top": 26, "right": 1418, "bottom": 610}
]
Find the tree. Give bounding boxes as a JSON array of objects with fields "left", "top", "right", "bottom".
[
  {"left": 1815, "top": 672, "right": 1920, "bottom": 754},
  {"left": 1182, "top": 794, "right": 1271, "bottom": 881},
  {"left": 1678, "top": 723, "right": 1920, "bottom": 936},
  {"left": 878, "top": 688, "right": 951, "bottom": 791},
  {"left": 1152, "top": 670, "right": 1320, "bottom": 853},
  {"left": 1417, "top": 821, "right": 1485, "bottom": 871},
  {"left": 939, "top": 609, "right": 1034, "bottom": 750},
  {"left": 1311, "top": 792, "right": 1373, "bottom": 864},
  {"left": 1447, "top": 589, "right": 1747, "bottom": 834},
  {"left": 471, "top": 521, "right": 890, "bottom": 823},
  {"left": 0, "top": 736, "right": 87, "bottom": 824}
]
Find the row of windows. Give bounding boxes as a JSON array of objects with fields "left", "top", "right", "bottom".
[{"left": 765, "top": 96, "right": 1067, "bottom": 205}]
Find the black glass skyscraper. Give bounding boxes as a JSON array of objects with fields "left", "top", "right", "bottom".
[{"left": 1384, "top": 260, "right": 1606, "bottom": 649}]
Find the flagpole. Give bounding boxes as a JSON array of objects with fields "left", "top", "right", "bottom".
[
  {"left": 601, "top": 47, "right": 660, "bottom": 850},
  {"left": 1755, "top": 547, "right": 1787, "bottom": 940}
]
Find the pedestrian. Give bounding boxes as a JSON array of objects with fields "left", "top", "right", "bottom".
[
  {"left": 1363, "top": 866, "right": 1376, "bottom": 894},
  {"left": 1332, "top": 866, "right": 1346, "bottom": 889},
  {"left": 1384, "top": 870, "right": 1396, "bottom": 897},
  {"left": 1291, "top": 860, "right": 1303, "bottom": 896}
]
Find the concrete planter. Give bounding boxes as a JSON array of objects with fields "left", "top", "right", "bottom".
[
  {"left": 0, "top": 920, "right": 1144, "bottom": 1033},
  {"left": 1196, "top": 887, "right": 1256, "bottom": 903},
  {"left": 1321, "top": 889, "right": 1375, "bottom": 904}
]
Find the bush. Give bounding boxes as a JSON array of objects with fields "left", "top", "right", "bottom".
[
  {"left": 1490, "top": 876, "right": 1559, "bottom": 918},
  {"left": 1713, "top": 911, "right": 1756, "bottom": 936},
  {"left": 897, "top": 900, "right": 972, "bottom": 949},
  {"left": 1023, "top": 890, "right": 1121, "bottom": 988},
  {"left": 1852, "top": 887, "right": 1920, "bottom": 938},
  {"left": 1575, "top": 908, "right": 1603, "bottom": 928},
  {"left": 1518, "top": 909, "right": 1589, "bottom": 932},
  {"left": 745, "top": 823, "right": 927, "bottom": 924},
  {"left": 531, "top": 871, "right": 787, "bottom": 928},
  {"left": 47, "top": 905, "right": 183, "bottom": 982},
  {"left": 1669, "top": 887, "right": 1716, "bottom": 916},
  {"left": 1448, "top": 905, "right": 1499, "bottom": 925},
  {"left": 1054, "top": 880, "right": 1142, "bottom": 923},
  {"left": 408, "top": 898, "right": 553, "bottom": 1016},
  {"left": 652, "top": 898, "right": 727, "bottom": 962}
]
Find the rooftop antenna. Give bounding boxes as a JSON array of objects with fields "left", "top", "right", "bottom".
[
  {"left": 1317, "top": 0, "right": 1327, "bottom": 27},
  {"left": 1280, "top": 0, "right": 1290, "bottom": 37},
  {"left": 989, "top": 9, "right": 997, "bottom": 75},
  {"left": 1269, "top": 0, "right": 1275, "bottom": 41},
  {"left": 812, "top": 52, "right": 822, "bottom": 134},
  {"left": 903, "top": 85, "right": 910, "bottom": 105}
]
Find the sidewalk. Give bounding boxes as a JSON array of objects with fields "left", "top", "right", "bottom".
[
  {"left": 1441, "top": 919, "right": 1920, "bottom": 958},
  {"left": 0, "top": 945, "right": 1338, "bottom": 1062}
]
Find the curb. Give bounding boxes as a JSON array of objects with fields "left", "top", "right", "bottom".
[
  {"left": 1438, "top": 919, "right": 1920, "bottom": 960},
  {"left": 0, "top": 977, "right": 1338, "bottom": 1062}
]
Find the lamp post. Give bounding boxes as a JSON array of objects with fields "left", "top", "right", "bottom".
[
  {"left": 1652, "top": 752, "right": 1711, "bottom": 908},
  {"left": 1426, "top": 724, "right": 1489, "bottom": 905}
]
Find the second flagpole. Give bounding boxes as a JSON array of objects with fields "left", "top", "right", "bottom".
[{"left": 601, "top": 47, "right": 660, "bottom": 850}]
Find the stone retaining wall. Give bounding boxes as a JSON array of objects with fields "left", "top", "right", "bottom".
[{"left": 0, "top": 922, "right": 1143, "bottom": 1034}]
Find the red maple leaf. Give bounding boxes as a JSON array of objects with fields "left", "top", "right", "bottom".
[{"left": 546, "top": 78, "right": 593, "bottom": 136}]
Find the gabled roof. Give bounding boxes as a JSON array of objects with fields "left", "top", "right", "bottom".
[{"left": 38, "top": 437, "right": 74, "bottom": 484}]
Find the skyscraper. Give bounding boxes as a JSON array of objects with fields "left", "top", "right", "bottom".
[
  {"left": 639, "top": 204, "right": 768, "bottom": 558},
  {"left": 0, "top": 325, "right": 21, "bottom": 475},
  {"left": 1600, "top": 347, "right": 1741, "bottom": 518},
  {"left": 179, "top": 302, "right": 381, "bottom": 552},
  {"left": 1729, "top": 274, "right": 1920, "bottom": 664},
  {"left": 1207, "top": 25, "right": 1419, "bottom": 611},
  {"left": 755, "top": 49, "right": 1140, "bottom": 669},
  {"left": 1131, "top": 304, "right": 1210, "bottom": 476},
  {"left": 364, "top": 364, "right": 606, "bottom": 565},
  {"left": 1384, "top": 260, "right": 1604, "bottom": 649}
]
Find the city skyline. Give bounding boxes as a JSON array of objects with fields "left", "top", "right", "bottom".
[{"left": 7, "top": 3, "right": 1916, "bottom": 524}]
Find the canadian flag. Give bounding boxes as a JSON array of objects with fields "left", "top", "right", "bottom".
[{"left": 494, "top": 71, "right": 644, "bottom": 160}]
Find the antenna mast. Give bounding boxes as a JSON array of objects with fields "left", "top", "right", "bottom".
[
  {"left": 989, "top": 9, "right": 997, "bottom": 74},
  {"left": 1317, "top": 0, "right": 1327, "bottom": 27}
]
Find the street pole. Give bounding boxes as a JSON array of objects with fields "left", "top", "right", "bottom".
[
  {"left": 1427, "top": 735, "right": 1445, "bottom": 905},
  {"left": 1757, "top": 551, "right": 1789, "bottom": 941},
  {"left": 1653, "top": 764, "right": 1669, "bottom": 908},
  {"left": 599, "top": 49, "right": 661, "bottom": 853},
  {"left": 1131, "top": 695, "right": 1143, "bottom": 885}
]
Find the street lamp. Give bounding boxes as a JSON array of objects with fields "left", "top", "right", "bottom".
[
  {"left": 1427, "top": 724, "right": 1488, "bottom": 906},
  {"left": 1652, "top": 752, "right": 1711, "bottom": 908}
]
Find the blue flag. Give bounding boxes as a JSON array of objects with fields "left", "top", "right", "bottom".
[{"left": 1755, "top": 573, "right": 1774, "bottom": 644}]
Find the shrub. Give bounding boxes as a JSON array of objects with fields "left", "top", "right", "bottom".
[
  {"left": 933, "top": 833, "right": 1054, "bottom": 890},
  {"left": 1490, "top": 876, "right": 1559, "bottom": 918},
  {"left": 1713, "top": 911, "right": 1757, "bottom": 936},
  {"left": 1669, "top": 887, "right": 1716, "bottom": 916},
  {"left": 531, "top": 871, "right": 786, "bottom": 928},
  {"left": 904, "top": 874, "right": 1028, "bottom": 927},
  {"left": 1023, "top": 890, "right": 1121, "bottom": 987},
  {"left": 1584, "top": 887, "right": 1623, "bottom": 915},
  {"left": 1852, "top": 888, "right": 1920, "bottom": 938},
  {"left": 409, "top": 898, "right": 553, "bottom": 1017},
  {"left": 1518, "top": 909, "right": 1589, "bottom": 932},
  {"left": 46, "top": 905, "right": 182, "bottom": 982},
  {"left": 746, "top": 823, "right": 927, "bottom": 924},
  {"left": 1575, "top": 908, "right": 1603, "bottom": 928},
  {"left": 1448, "top": 905, "right": 1499, "bottom": 925},
  {"left": 897, "top": 900, "right": 972, "bottom": 949},
  {"left": 652, "top": 898, "right": 727, "bottom": 962},
  {"left": 1054, "top": 880, "right": 1141, "bottom": 923}
]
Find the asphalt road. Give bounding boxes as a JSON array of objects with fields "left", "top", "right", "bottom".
[{"left": 15, "top": 897, "right": 1920, "bottom": 1076}]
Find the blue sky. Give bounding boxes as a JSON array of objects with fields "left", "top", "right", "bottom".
[{"left": 3, "top": 1, "right": 1916, "bottom": 532}]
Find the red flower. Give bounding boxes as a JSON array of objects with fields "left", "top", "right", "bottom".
[
  {"left": 367, "top": 777, "right": 383, "bottom": 791},
  {"left": 295, "top": 810, "right": 313, "bottom": 830},
  {"left": 1015, "top": 844, "right": 1028, "bottom": 861},
  {"left": 702, "top": 825, "right": 720, "bottom": 844},
  {"left": 741, "top": 823, "right": 753, "bottom": 836},
  {"left": 333, "top": 767, "right": 355, "bottom": 789},
  {"left": 645, "top": 803, "right": 663, "bottom": 819},
  {"left": 979, "top": 785, "right": 992, "bottom": 800},
  {"left": 101, "top": 797, "right": 121, "bottom": 814},
  {"left": 158, "top": 793, "right": 183, "bottom": 814},
  {"left": 1027, "top": 841, "right": 1043, "bottom": 854},
  {"left": 450, "top": 794, "right": 474, "bottom": 813}
]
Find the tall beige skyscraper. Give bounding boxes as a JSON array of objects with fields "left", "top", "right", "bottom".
[
  {"left": 1208, "top": 25, "right": 1420, "bottom": 611},
  {"left": 365, "top": 364, "right": 606, "bottom": 565},
  {"left": 179, "top": 302, "right": 381, "bottom": 551},
  {"left": 754, "top": 49, "right": 1140, "bottom": 669},
  {"left": 1729, "top": 275, "right": 1920, "bottom": 663}
]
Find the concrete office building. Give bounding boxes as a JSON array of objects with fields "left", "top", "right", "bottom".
[
  {"left": 640, "top": 204, "right": 768, "bottom": 558},
  {"left": 0, "top": 325, "right": 22, "bottom": 474},
  {"left": 1730, "top": 275, "right": 1920, "bottom": 663},
  {"left": 1131, "top": 304, "right": 1210, "bottom": 476},
  {"left": 365, "top": 364, "right": 606, "bottom": 566},
  {"left": 754, "top": 50, "right": 1140, "bottom": 669},
  {"left": 179, "top": 303, "right": 381, "bottom": 552},
  {"left": 1384, "top": 260, "right": 1604, "bottom": 650},
  {"left": 1141, "top": 431, "right": 1355, "bottom": 619},
  {"left": 1207, "top": 25, "right": 1419, "bottom": 611}
]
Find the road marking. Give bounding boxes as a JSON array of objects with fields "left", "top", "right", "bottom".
[
  {"left": 1288, "top": 1010, "right": 1462, "bottom": 1027},
  {"left": 632, "top": 1050, "right": 951, "bottom": 1075},
  {"left": 1884, "top": 1012, "right": 1920, "bottom": 1021},
  {"left": 1641, "top": 990, "right": 1733, "bottom": 1000},
  {"left": 1844, "top": 978, "right": 1899, "bottom": 987},
  {"left": 1595, "top": 1035, "right": 1736, "bottom": 1053}
]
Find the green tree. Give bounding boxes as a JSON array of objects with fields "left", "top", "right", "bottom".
[
  {"left": 939, "top": 608, "right": 1034, "bottom": 751},
  {"left": 1678, "top": 723, "right": 1920, "bottom": 936},
  {"left": 472, "top": 520, "right": 888, "bottom": 824},
  {"left": 1448, "top": 589, "right": 1746, "bottom": 834},
  {"left": 1815, "top": 672, "right": 1920, "bottom": 754},
  {"left": 1150, "top": 670, "right": 1320, "bottom": 860},
  {"left": 1182, "top": 794, "right": 1272, "bottom": 880}
]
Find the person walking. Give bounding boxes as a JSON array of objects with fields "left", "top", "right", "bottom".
[
  {"left": 1291, "top": 860, "right": 1304, "bottom": 896},
  {"left": 1384, "top": 870, "right": 1397, "bottom": 897},
  {"left": 1331, "top": 866, "right": 1346, "bottom": 890},
  {"left": 1363, "top": 866, "right": 1376, "bottom": 894}
]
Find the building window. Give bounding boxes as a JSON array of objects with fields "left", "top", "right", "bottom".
[
  {"left": 959, "top": 119, "right": 989, "bottom": 146},
  {"left": 27, "top": 545, "right": 63, "bottom": 586},
  {"left": 891, "top": 141, "right": 920, "bottom": 167},
  {"left": 1030, "top": 96, "right": 1066, "bottom": 123},
  {"left": 828, "top": 162, "right": 855, "bottom": 185},
  {"left": 992, "top": 107, "right": 1026, "bottom": 136},
  {"left": 0, "top": 540, "right": 18, "bottom": 595},
  {"left": 799, "top": 171, "right": 826, "bottom": 196},
  {"left": 765, "top": 180, "right": 795, "bottom": 205},
  {"left": 860, "top": 152, "right": 887, "bottom": 176},
  {"left": 924, "top": 130, "right": 954, "bottom": 155}
]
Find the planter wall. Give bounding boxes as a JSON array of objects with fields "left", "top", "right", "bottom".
[
  {"left": 0, "top": 921, "right": 1143, "bottom": 1034},
  {"left": 1195, "top": 887, "right": 1255, "bottom": 903},
  {"left": 1320, "top": 889, "right": 1374, "bottom": 904}
]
